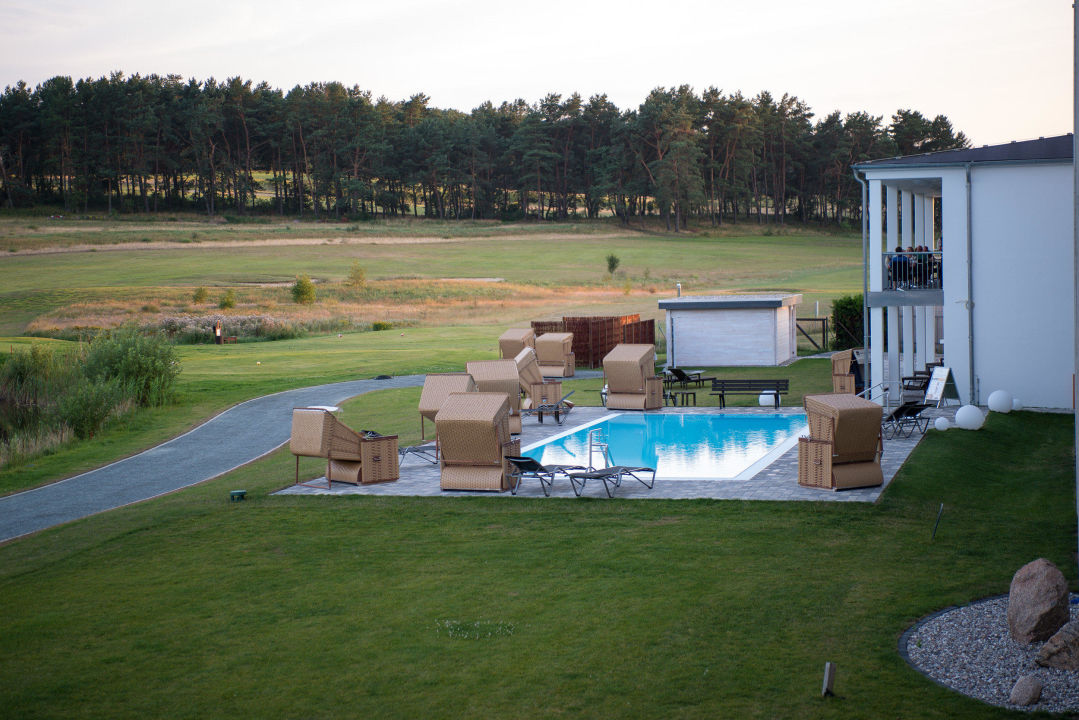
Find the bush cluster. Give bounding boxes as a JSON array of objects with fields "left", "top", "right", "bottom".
[
  {"left": 831, "top": 294, "right": 864, "bottom": 350},
  {"left": 0, "top": 329, "right": 180, "bottom": 465}
]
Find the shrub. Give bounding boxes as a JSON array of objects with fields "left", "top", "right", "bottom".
[
  {"left": 83, "top": 327, "right": 180, "bottom": 407},
  {"left": 371, "top": 321, "right": 393, "bottom": 331},
  {"left": 192, "top": 286, "right": 208, "bottom": 304},
  {"left": 219, "top": 290, "right": 236, "bottom": 309},
  {"left": 346, "top": 262, "right": 367, "bottom": 290},
  {"left": 831, "top": 294, "right": 864, "bottom": 350},
  {"left": 291, "top": 274, "right": 316, "bottom": 304},
  {"left": 58, "top": 378, "right": 122, "bottom": 440},
  {"left": 606, "top": 253, "right": 620, "bottom": 275}
]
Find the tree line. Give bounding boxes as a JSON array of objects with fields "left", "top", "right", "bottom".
[{"left": 0, "top": 73, "right": 970, "bottom": 228}]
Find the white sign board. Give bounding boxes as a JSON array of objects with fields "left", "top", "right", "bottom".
[{"left": 924, "top": 366, "right": 958, "bottom": 406}]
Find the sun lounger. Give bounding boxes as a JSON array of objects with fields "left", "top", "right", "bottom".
[
  {"left": 881, "top": 402, "right": 930, "bottom": 439},
  {"left": 504, "top": 456, "right": 588, "bottom": 496},
  {"left": 667, "top": 367, "right": 714, "bottom": 388},
  {"left": 569, "top": 464, "right": 657, "bottom": 498}
]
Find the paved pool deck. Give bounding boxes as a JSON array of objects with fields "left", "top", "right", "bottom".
[{"left": 278, "top": 404, "right": 954, "bottom": 502}]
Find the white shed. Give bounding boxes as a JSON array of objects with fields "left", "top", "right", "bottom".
[{"left": 659, "top": 294, "right": 802, "bottom": 367}]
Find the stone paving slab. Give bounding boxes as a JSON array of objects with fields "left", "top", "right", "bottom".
[{"left": 278, "top": 404, "right": 955, "bottom": 502}]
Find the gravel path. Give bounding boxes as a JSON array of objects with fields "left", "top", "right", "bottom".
[
  {"left": 904, "top": 595, "right": 1079, "bottom": 713},
  {"left": 0, "top": 375, "right": 427, "bottom": 543}
]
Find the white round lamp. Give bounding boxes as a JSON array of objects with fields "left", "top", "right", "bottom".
[
  {"left": 987, "top": 390, "right": 1012, "bottom": 414},
  {"left": 1011, "top": 397, "right": 1023, "bottom": 411},
  {"left": 758, "top": 392, "right": 778, "bottom": 407},
  {"left": 934, "top": 417, "right": 949, "bottom": 431},
  {"left": 954, "top": 405, "right": 985, "bottom": 430}
]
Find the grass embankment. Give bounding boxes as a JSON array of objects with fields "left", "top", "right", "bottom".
[{"left": 0, "top": 411, "right": 1073, "bottom": 719}]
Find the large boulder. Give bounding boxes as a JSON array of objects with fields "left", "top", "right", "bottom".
[
  {"left": 1007, "top": 558, "right": 1069, "bottom": 643},
  {"left": 1036, "top": 619, "right": 1079, "bottom": 671}
]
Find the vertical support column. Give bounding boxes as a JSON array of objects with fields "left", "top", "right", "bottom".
[
  {"left": 869, "top": 180, "right": 885, "bottom": 396},
  {"left": 901, "top": 190, "right": 913, "bottom": 249},
  {"left": 902, "top": 305, "right": 915, "bottom": 377},
  {"left": 870, "top": 307, "right": 884, "bottom": 401},
  {"left": 915, "top": 306, "right": 929, "bottom": 369},
  {"left": 886, "top": 185, "right": 898, "bottom": 251},
  {"left": 914, "top": 195, "right": 926, "bottom": 248},
  {"left": 926, "top": 197, "right": 937, "bottom": 248},
  {"left": 924, "top": 305, "right": 936, "bottom": 364},
  {"left": 887, "top": 306, "right": 900, "bottom": 403}
]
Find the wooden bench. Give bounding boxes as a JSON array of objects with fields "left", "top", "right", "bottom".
[{"left": 710, "top": 379, "right": 789, "bottom": 409}]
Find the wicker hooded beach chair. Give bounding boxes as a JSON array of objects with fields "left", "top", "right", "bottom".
[
  {"left": 798, "top": 393, "right": 883, "bottom": 490},
  {"left": 535, "top": 332, "right": 575, "bottom": 377},
  {"left": 830, "top": 349, "right": 855, "bottom": 394},
  {"left": 418, "top": 373, "right": 477, "bottom": 440},
  {"left": 499, "top": 327, "right": 536, "bottom": 360},
  {"left": 435, "top": 392, "right": 520, "bottom": 491},
  {"left": 289, "top": 408, "right": 399, "bottom": 487},
  {"left": 603, "top": 343, "right": 663, "bottom": 410},
  {"left": 466, "top": 359, "right": 522, "bottom": 434}
]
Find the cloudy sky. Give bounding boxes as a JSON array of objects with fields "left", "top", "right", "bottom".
[{"left": 1, "top": 0, "right": 1070, "bottom": 146}]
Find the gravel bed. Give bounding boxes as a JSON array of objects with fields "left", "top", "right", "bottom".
[{"left": 905, "top": 595, "right": 1079, "bottom": 713}]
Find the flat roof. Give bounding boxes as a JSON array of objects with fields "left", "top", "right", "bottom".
[
  {"left": 658, "top": 294, "right": 802, "bottom": 310},
  {"left": 854, "top": 134, "right": 1072, "bottom": 169}
]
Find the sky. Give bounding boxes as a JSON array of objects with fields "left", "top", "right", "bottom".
[{"left": 1, "top": 0, "right": 1071, "bottom": 146}]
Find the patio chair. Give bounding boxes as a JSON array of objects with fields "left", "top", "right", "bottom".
[
  {"left": 603, "top": 343, "right": 663, "bottom": 410},
  {"left": 535, "top": 332, "right": 575, "bottom": 377},
  {"left": 881, "top": 402, "right": 931, "bottom": 439},
  {"left": 434, "top": 392, "right": 520, "bottom": 491},
  {"left": 418, "top": 372, "right": 477, "bottom": 440},
  {"left": 499, "top": 327, "right": 536, "bottom": 360},
  {"left": 504, "top": 456, "right": 588, "bottom": 497},
  {"left": 466, "top": 359, "right": 523, "bottom": 434},
  {"left": 289, "top": 408, "right": 399, "bottom": 487}
]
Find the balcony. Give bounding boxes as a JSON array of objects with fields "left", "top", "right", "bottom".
[
  {"left": 868, "top": 251, "right": 943, "bottom": 308},
  {"left": 882, "top": 251, "right": 942, "bottom": 290}
]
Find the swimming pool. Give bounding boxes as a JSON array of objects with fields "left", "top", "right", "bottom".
[{"left": 522, "top": 412, "right": 808, "bottom": 481}]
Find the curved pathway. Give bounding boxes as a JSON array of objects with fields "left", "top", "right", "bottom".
[{"left": 0, "top": 375, "right": 426, "bottom": 544}]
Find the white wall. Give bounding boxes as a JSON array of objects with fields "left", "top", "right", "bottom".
[
  {"left": 969, "top": 162, "right": 1074, "bottom": 408},
  {"left": 669, "top": 308, "right": 788, "bottom": 366}
]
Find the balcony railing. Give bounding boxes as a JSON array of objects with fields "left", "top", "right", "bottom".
[{"left": 882, "top": 251, "right": 942, "bottom": 290}]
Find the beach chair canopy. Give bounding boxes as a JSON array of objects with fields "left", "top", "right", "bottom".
[
  {"left": 465, "top": 360, "right": 521, "bottom": 414},
  {"left": 514, "top": 347, "right": 544, "bottom": 393},
  {"left": 435, "top": 392, "right": 516, "bottom": 490},
  {"left": 418, "top": 373, "right": 477, "bottom": 422},
  {"left": 803, "top": 393, "right": 882, "bottom": 464},
  {"left": 499, "top": 327, "right": 536, "bottom": 359},
  {"left": 535, "top": 332, "right": 573, "bottom": 365},
  {"left": 603, "top": 344, "right": 657, "bottom": 393}
]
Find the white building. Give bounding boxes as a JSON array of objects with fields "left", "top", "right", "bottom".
[{"left": 853, "top": 135, "right": 1074, "bottom": 410}]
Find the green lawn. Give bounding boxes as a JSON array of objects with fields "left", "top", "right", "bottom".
[{"left": 0, "top": 411, "right": 1073, "bottom": 719}]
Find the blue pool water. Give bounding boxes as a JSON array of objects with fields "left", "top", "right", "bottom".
[{"left": 523, "top": 413, "right": 807, "bottom": 480}]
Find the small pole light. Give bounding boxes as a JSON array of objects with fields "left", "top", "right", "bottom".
[
  {"left": 822, "top": 661, "right": 836, "bottom": 697},
  {"left": 676, "top": 282, "right": 682, "bottom": 297}
]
